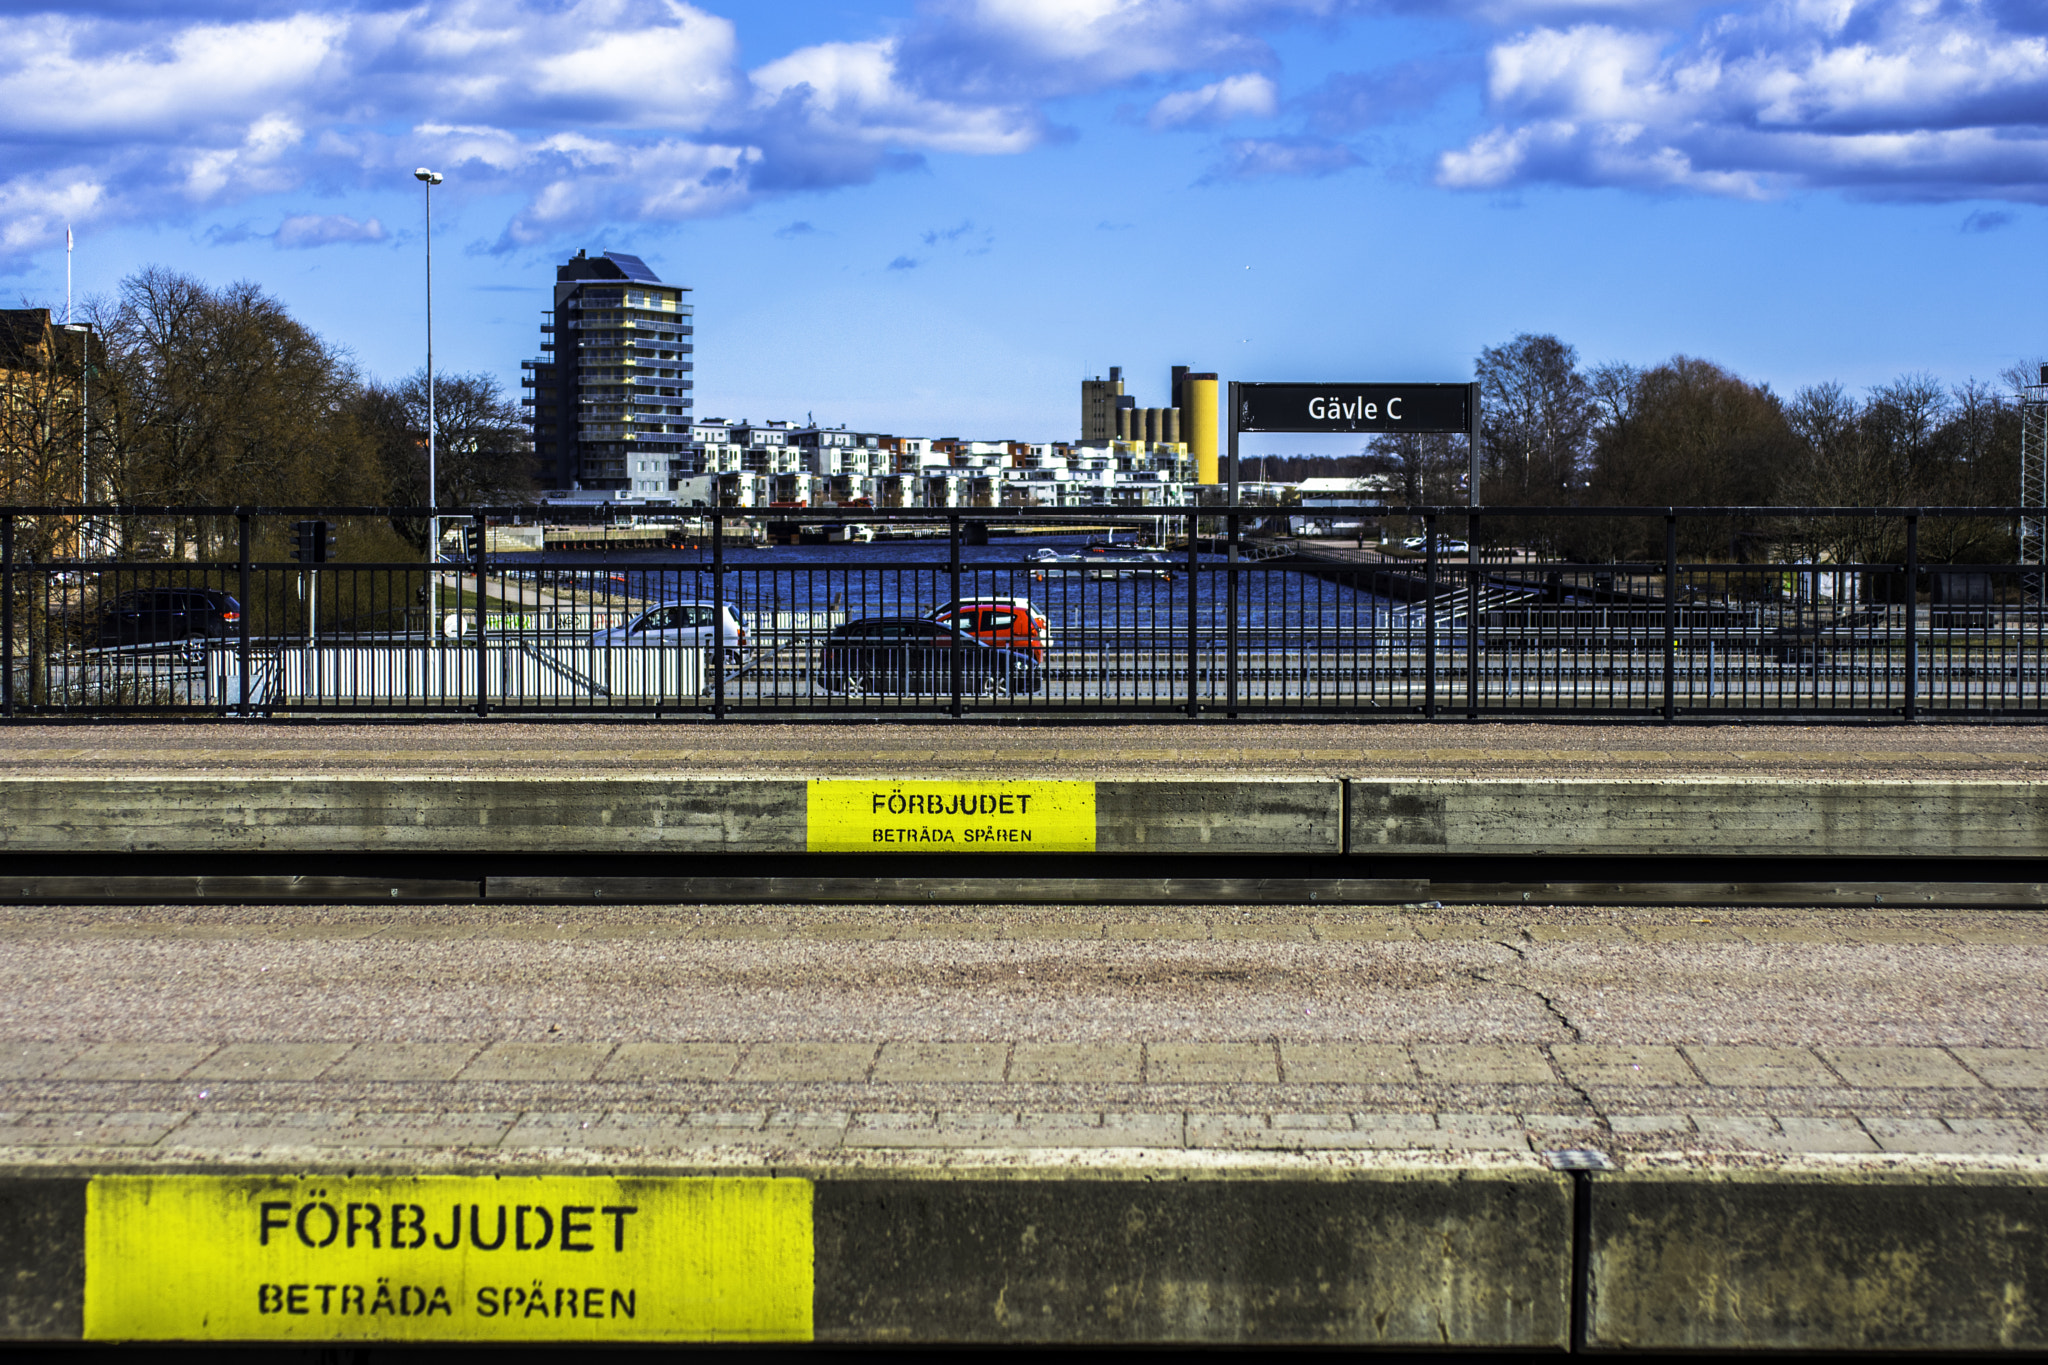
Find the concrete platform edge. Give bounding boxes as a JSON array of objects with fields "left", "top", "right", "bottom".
[{"left": 6, "top": 1161, "right": 2048, "bottom": 1348}]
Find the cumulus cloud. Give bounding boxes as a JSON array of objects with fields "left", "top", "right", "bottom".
[
  {"left": 1201, "top": 134, "right": 1363, "bottom": 180},
  {"left": 1149, "top": 73, "right": 1279, "bottom": 128},
  {"left": 1439, "top": 1, "right": 2048, "bottom": 201},
  {"left": 897, "top": 0, "right": 1365, "bottom": 103},
  {"left": 0, "top": 0, "right": 1389, "bottom": 263},
  {"left": 273, "top": 212, "right": 386, "bottom": 248}
]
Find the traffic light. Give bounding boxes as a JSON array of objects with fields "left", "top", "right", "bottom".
[{"left": 291, "top": 519, "right": 335, "bottom": 564}]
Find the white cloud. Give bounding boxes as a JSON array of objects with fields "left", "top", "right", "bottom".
[
  {"left": 274, "top": 213, "right": 386, "bottom": 248},
  {"left": 1150, "top": 72, "right": 1279, "bottom": 128},
  {"left": 752, "top": 38, "right": 1041, "bottom": 155},
  {"left": 1440, "top": 1, "right": 2048, "bottom": 201},
  {"left": 0, "top": 170, "right": 105, "bottom": 254},
  {"left": 1202, "top": 134, "right": 1362, "bottom": 179}
]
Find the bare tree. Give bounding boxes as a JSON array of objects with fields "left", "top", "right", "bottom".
[
  {"left": 353, "top": 369, "right": 534, "bottom": 550},
  {"left": 99, "top": 267, "right": 382, "bottom": 556},
  {"left": 1476, "top": 333, "right": 1593, "bottom": 505}
]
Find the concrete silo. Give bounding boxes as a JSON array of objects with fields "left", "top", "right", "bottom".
[{"left": 1184, "top": 373, "right": 1220, "bottom": 484}]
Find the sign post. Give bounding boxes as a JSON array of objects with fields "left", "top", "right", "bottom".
[{"left": 1467, "top": 380, "right": 1481, "bottom": 508}]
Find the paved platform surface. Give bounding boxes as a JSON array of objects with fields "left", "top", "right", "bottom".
[
  {"left": 5, "top": 902, "right": 2044, "bottom": 1168},
  {"left": 4, "top": 720, "right": 2046, "bottom": 778}
]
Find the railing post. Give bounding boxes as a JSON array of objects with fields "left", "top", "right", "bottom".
[
  {"left": 1904, "top": 511, "right": 1919, "bottom": 721},
  {"left": 1, "top": 512, "right": 12, "bottom": 719},
  {"left": 1466, "top": 512, "right": 1480, "bottom": 719},
  {"left": 949, "top": 511, "right": 963, "bottom": 717},
  {"left": 1663, "top": 512, "right": 1678, "bottom": 722},
  {"left": 1424, "top": 513, "right": 1438, "bottom": 720},
  {"left": 237, "top": 510, "right": 252, "bottom": 718},
  {"left": 1186, "top": 505, "right": 1200, "bottom": 718},
  {"left": 1226, "top": 508, "right": 1240, "bottom": 718},
  {"left": 473, "top": 508, "right": 489, "bottom": 718},
  {"left": 711, "top": 510, "right": 725, "bottom": 720}
]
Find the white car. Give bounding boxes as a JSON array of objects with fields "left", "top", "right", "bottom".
[
  {"left": 1401, "top": 537, "right": 1470, "bottom": 554},
  {"left": 591, "top": 601, "right": 745, "bottom": 661}
]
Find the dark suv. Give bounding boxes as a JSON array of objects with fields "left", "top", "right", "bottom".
[
  {"left": 816, "top": 617, "right": 1042, "bottom": 696},
  {"left": 94, "top": 589, "right": 241, "bottom": 648}
]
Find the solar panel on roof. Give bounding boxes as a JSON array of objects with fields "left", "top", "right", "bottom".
[{"left": 603, "top": 251, "right": 662, "bottom": 283}]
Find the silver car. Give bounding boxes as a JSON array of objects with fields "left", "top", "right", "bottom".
[{"left": 591, "top": 601, "right": 746, "bottom": 662}]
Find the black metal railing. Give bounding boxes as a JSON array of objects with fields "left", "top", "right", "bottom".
[{"left": 3, "top": 503, "right": 2044, "bottom": 721}]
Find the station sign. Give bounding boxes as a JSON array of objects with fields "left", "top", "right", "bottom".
[{"left": 1235, "top": 382, "right": 1472, "bottom": 435}]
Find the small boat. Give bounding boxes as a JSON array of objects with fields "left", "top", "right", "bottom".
[{"left": 1084, "top": 553, "right": 1176, "bottom": 581}]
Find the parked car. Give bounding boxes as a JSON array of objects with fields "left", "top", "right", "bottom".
[
  {"left": 1400, "top": 537, "right": 1470, "bottom": 554},
  {"left": 93, "top": 588, "right": 240, "bottom": 650},
  {"left": 926, "top": 598, "right": 1050, "bottom": 661},
  {"left": 816, "top": 617, "right": 1043, "bottom": 696},
  {"left": 590, "top": 601, "right": 745, "bottom": 662}
]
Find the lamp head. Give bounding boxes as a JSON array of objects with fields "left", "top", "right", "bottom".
[{"left": 414, "top": 168, "right": 443, "bottom": 185}]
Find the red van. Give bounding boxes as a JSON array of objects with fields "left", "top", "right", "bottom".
[{"left": 926, "top": 598, "right": 1050, "bottom": 662}]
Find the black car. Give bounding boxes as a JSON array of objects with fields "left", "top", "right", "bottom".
[
  {"left": 816, "top": 617, "right": 1042, "bottom": 696},
  {"left": 94, "top": 589, "right": 241, "bottom": 649}
]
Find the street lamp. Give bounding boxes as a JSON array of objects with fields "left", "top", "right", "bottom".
[{"left": 415, "top": 167, "right": 443, "bottom": 637}]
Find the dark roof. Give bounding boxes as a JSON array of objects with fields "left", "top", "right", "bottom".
[
  {"left": 603, "top": 251, "right": 662, "bottom": 283},
  {"left": 0, "top": 308, "right": 51, "bottom": 369},
  {"left": 0, "top": 308, "right": 100, "bottom": 371},
  {"left": 557, "top": 248, "right": 678, "bottom": 287}
]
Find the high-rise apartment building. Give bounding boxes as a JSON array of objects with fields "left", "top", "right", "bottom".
[{"left": 523, "top": 250, "right": 693, "bottom": 493}]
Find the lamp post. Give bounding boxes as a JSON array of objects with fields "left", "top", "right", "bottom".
[{"left": 415, "top": 167, "right": 443, "bottom": 637}]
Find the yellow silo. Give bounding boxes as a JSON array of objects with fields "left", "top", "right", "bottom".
[{"left": 1184, "top": 372, "right": 1220, "bottom": 484}]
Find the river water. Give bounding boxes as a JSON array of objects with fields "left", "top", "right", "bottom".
[{"left": 496, "top": 533, "right": 1397, "bottom": 637}]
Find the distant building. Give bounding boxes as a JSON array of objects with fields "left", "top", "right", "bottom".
[
  {"left": 1080, "top": 363, "right": 1216, "bottom": 483},
  {"left": 0, "top": 308, "right": 103, "bottom": 507},
  {"left": 523, "top": 250, "right": 694, "bottom": 494}
]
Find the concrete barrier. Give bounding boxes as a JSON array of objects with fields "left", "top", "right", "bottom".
[
  {"left": 8, "top": 1167, "right": 2048, "bottom": 1347},
  {"left": 813, "top": 1172, "right": 1566, "bottom": 1346},
  {"left": 1349, "top": 778, "right": 2048, "bottom": 859},
  {"left": 1591, "top": 1173, "right": 2048, "bottom": 1351},
  {"left": 0, "top": 777, "right": 1341, "bottom": 858},
  {"left": 6, "top": 772, "right": 2044, "bottom": 864}
]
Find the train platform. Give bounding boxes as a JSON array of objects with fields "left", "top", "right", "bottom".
[
  {"left": 3, "top": 722, "right": 2045, "bottom": 1348},
  {"left": 2, "top": 901, "right": 2045, "bottom": 1349}
]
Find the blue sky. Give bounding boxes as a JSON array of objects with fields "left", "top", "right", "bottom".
[{"left": 5, "top": 0, "right": 2045, "bottom": 451}]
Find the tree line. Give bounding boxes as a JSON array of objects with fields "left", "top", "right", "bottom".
[
  {"left": 1367, "top": 333, "right": 2032, "bottom": 563},
  {"left": 2, "top": 265, "right": 533, "bottom": 563}
]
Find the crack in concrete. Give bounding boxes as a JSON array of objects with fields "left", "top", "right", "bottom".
[{"left": 1462, "top": 958, "right": 1607, "bottom": 1129}]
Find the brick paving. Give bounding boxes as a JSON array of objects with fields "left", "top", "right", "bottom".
[{"left": 3, "top": 903, "right": 2046, "bottom": 1166}]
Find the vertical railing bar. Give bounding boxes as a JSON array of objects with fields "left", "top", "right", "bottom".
[
  {"left": 473, "top": 509, "right": 488, "bottom": 717},
  {"left": 1466, "top": 512, "right": 1480, "bottom": 719},
  {"left": 1904, "top": 511, "right": 1919, "bottom": 722},
  {"left": 1664, "top": 512, "right": 1678, "bottom": 722},
  {"left": 1227, "top": 509, "right": 1239, "bottom": 718},
  {"left": 712, "top": 510, "right": 725, "bottom": 719},
  {"left": 1424, "top": 513, "right": 1438, "bottom": 719},
  {"left": 237, "top": 510, "right": 252, "bottom": 718},
  {"left": 950, "top": 512, "right": 963, "bottom": 718},
  {"left": 1186, "top": 508, "right": 1200, "bottom": 718}
]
